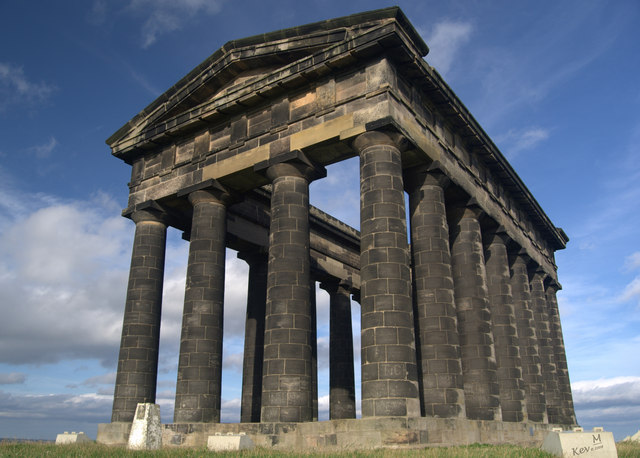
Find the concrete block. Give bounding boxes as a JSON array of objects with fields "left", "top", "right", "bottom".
[
  {"left": 207, "top": 432, "right": 254, "bottom": 451},
  {"left": 55, "top": 431, "right": 92, "bottom": 444},
  {"left": 541, "top": 428, "right": 617, "bottom": 457},
  {"left": 128, "top": 403, "right": 162, "bottom": 450}
]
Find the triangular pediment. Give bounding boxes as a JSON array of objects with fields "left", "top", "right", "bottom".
[{"left": 107, "top": 7, "right": 428, "bottom": 157}]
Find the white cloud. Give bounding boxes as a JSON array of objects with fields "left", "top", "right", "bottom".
[
  {"left": 495, "top": 127, "right": 550, "bottom": 158},
  {"left": 0, "top": 373, "right": 26, "bottom": 385},
  {"left": 0, "top": 63, "right": 55, "bottom": 112},
  {"left": 423, "top": 20, "right": 473, "bottom": 77},
  {"left": 572, "top": 376, "right": 640, "bottom": 440},
  {"left": 127, "top": 0, "right": 224, "bottom": 48}
]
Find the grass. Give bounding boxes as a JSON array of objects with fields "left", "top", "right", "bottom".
[
  {"left": 0, "top": 441, "right": 639, "bottom": 457},
  {"left": 0, "top": 442, "right": 553, "bottom": 457}
]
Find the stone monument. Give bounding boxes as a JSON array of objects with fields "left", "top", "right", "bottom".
[{"left": 97, "top": 7, "right": 577, "bottom": 450}]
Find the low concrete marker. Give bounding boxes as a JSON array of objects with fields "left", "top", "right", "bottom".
[
  {"left": 541, "top": 427, "right": 617, "bottom": 457},
  {"left": 55, "top": 431, "right": 92, "bottom": 444},
  {"left": 207, "top": 432, "right": 254, "bottom": 451},
  {"left": 127, "top": 403, "right": 162, "bottom": 450}
]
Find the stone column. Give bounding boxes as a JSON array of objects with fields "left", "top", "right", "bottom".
[
  {"left": 354, "top": 131, "right": 420, "bottom": 418},
  {"left": 239, "top": 249, "right": 268, "bottom": 423},
  {"left": 405, "top": 166, "right": 465, "bottom": 418},
  {"left": 510, "top": 252, "right": 547, "bottom": 422},
  {"left": 310, "top": 279, "right": 318, "bottom": 421},
  {"left": 320, "top": 280, "right": 356, "bottom": 420},
  {"left": 174, "top": 189, "right": 229, "bottom": 423},
  {"left": 530, "top": 268, "right": 561, "bottom": 424},
  {"left": 546, "top": 282, "right": 577, "bottom": 425},
  {"left": 257, "top": 155, "right": 324, "bottom": 423},
  {"left": 112, "top": 208, "right": 167, "bottom": 423},
  {"left": 448, "top": 202, "right": 501, "bottom": 421},
  {"left": 483, "top": 229, "right": 526, "bottom": 422}
]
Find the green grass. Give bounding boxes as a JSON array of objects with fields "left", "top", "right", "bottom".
[
  {"left": 1, "top": 441, "right": 639, "bottom": 457},
  {"left": 0, "top": 442, "right": 553, "bottom": 457}
]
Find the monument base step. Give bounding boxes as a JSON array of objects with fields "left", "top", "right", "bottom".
[{"left": 97, "top": 417, "right": 574, "bottom": 450}]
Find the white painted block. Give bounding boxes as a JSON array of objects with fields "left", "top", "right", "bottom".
[
  {"left": 55, "top": 431, "right": 92, "bottom": 444},
  {"left": 207, "top": 433, "right": 254, "bottom": 451},
  {"left": 541, "top": 428, "right": 617, "bottom": 458},
  {"left": 127, "top": 403, "right": 162, "bottom": 450}
]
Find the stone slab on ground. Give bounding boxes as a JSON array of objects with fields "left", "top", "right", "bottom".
[
  {"left": 55, "top": 431, "right": 92, "bottom": 444},
  {"left": 127, "top": 403, "right": 162, "bottom": 450},
  {"left": 622, "top": 429, "right": 640, "bottom": 442},
  {"left": 541, "top": 428, "right": 617, "bottom": 457},
  {"left": 207, "top": 433, "right": 254, "bottom": 451}
]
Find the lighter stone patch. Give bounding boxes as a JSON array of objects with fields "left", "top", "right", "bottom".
[{"left": 207, "top": 432, "right": 254, "bottom": 451}]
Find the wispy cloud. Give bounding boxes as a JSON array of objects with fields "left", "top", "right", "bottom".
[
  {"left": 127, "top": 0, "right": 224, "bottom": 48},
  {"left": 27, "top": 137, "right": 58, "bottom": 159},
  {"left": 0, "top": 373, "right": 26, "bottom": 385},
  {"left": 422, "top": 20, "right": 473, "bottom": 77},
  {"left": 495, "top": 127, "right": 550, "bottom": 158},
  {"left": 0, "top": 63, "right": 55, "bottom": 113}
]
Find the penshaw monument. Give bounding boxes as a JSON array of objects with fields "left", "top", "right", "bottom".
[{"left": 97, "top": 7, "right": 577, "bottom": 449}]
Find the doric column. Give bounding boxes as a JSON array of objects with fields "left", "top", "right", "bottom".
[
  {"left": 239, "top": 249, "right": 268, "bottom": 423},
  {"left": 510, "top": 252, "right": 547, "bottom": 422},
  {"left": 448, "top": 202, "right": 501, "bottom": 421},
  {"left": 311, "top": 279, "right": 318, "bottom": 421},
  {"left": 546, "top": 282, "right": 577, "bottom": 425},
  {"left": 174, "top": 188, "right": 230, "bottom": 423},
  {"left": 405, "top": 166, "right": 465, "bottom": 418},
  {"left": 530, "top": 268, "right": 561, "bottom": 424},
  {"left": 354, "top": 131, "right": 420, "bottom": 418},
  {"left": 483, "top": 229, "right": 526, "bottom": 422},
  {"left": 320, "top": 279, "right": 356, "bottom": 420},
  {"left": 256, "top": 153, "right": 325, "bottom": 423},
  {"left": 112, "top": 208, "right": 167, "bottom": 422}
]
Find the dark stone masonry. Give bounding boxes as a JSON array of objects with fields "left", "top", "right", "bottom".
[{"left": 98, "top": 7, "right": 577, "bottom": 449}]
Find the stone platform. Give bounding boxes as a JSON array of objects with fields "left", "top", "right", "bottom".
[{"left": 97, "top": 417, "right": 559, "bottom": 450}]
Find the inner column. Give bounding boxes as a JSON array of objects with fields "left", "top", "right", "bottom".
[
  {"left": 112, "top": 208, "right": 167, "bottom": 422},
  {"left": 259, "top": 159, "right": 318, "bottom": 423},
  {"left": 484, "top": 229, "right": 526, "bottom": 422},
  {"left": 355, "top": 130, "right": 420, "bottom": 418},
  {"left": 174, "top": 189, "right": 229, "bottom": 423},
  {"left": 510, "top": 251, "right": 547, "bottom": 423},
  {"left": 405, "top": 166, "right": 465, "bottom": 418},
  {"left": 239, "top": 249, "right": 268, "bottom": 423},
  {"left": 320, "top": 279, "right": 356, "bottom": 420},
  {"left": 448, "top": 202, "right": 501, "bottom": 421},
  {"left": 545, "top": 282, "right": 577, "bottom": 425},
  {"left": 530, "top": 268, "right": 561, "bottom": 424}
]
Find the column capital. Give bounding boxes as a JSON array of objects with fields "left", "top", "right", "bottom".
[
  {"left": 352, "top": 130, "right": 408, "bottom": 153},
  {"left": 447, "top": 197, "right": 485, "bottom": 223},
  {"left": 237, "top": 247, "right": 268, "bottom": 266},
  {"left": 530, "top": 265, "right": 548, "bottom": 282},
  {"left": 128, "top": 201, "right": 169, "bottom": 225},
  {"left": 403, "top": 161, "right": 450, "bottom": 193},
  {"left": 545, "top": 279, "right": 562, "bottom": 293},
  {"left": 254, "top": 149, "right": 326, "bottom": 183},
  {"left": 319, "top": 278, "right": 353, "bottom": 295},
  {"left": 483, "top": 225, "right": 511, "bottom": 246},
  {"left": 178, "top": 179, "right": 234, "bottom": 206}
]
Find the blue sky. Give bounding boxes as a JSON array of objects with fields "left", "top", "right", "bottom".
[{"left": 1, "top": 0, "right": 639, "bottom": 443}]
